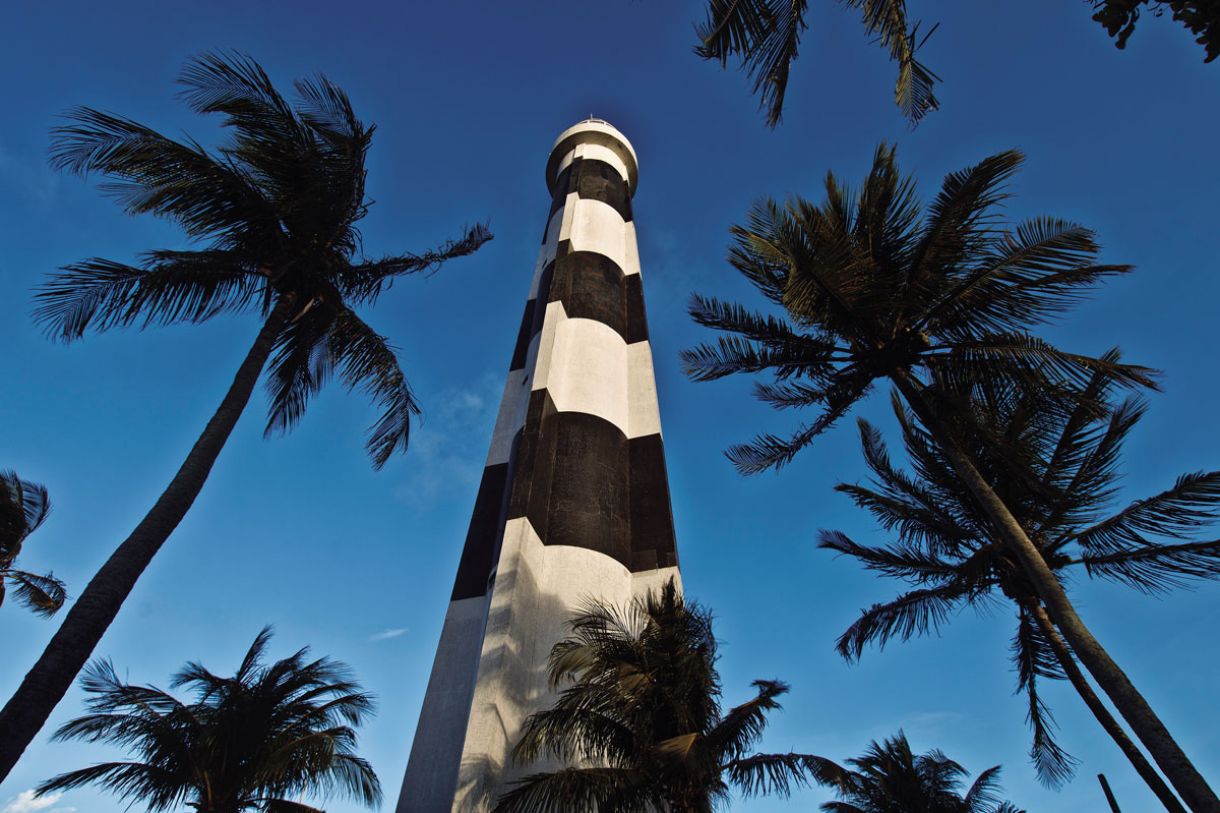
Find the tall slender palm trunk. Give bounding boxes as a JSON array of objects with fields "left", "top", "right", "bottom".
[
  {"left": 1025, "top": 601, "right": 1186, "bottom": 813},
  {"left": 891, "top": 372, "right": 1219, "bottom": 813},
  {"left": 0, "top": 297, "right": 294, "bottom": 781}
]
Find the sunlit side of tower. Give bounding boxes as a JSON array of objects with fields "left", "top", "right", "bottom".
[{"left": 396, "top": 119, "right": 680, "bottom": 812}]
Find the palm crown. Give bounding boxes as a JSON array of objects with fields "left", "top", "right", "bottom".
[
  {"left": 820, "top": 369, "right": 1220, "bottom": 784},
  {"left": 493, "top": 580, "right": 819, "bottom": 812},
  {"left": 0, "top": 471, "right": 66, "bottom": 617},
  {"left": 809, "top": 731, "right": 1021, "bottom": 813},
  {"left": 37, "top": 627, "right": 381, "bottom": 813},
  {"left": 35, "top": 51, "right": 490, "bottom": 467},
  {"left": 683, "top": 143, "right": 1154, "bottom": 475}
]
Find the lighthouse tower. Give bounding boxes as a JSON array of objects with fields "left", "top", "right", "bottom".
[{"left": 396, "top": 120, "right": 681, "bottom": 812}]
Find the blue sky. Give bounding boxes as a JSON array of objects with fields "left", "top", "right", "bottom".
[{"left": 2, "top": 1, "right": 1218, "bottom": 811}]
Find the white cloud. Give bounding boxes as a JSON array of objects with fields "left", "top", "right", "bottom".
[
  {"left": 3, "top": 790, "right": 76, "bottom": 813},
  {"left": 395, "top": 372, "right": 500, "bottom": 510},
  {"left": 369, "top": 627, "right": 409, "bottom": 642}
]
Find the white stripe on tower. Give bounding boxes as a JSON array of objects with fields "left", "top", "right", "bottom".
[{"left": 397, "top": 119, "right": 679, "bottom": 813}]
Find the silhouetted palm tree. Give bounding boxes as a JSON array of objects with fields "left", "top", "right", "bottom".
[
  {"left": 808, "top": 731, "right": 1022, "bottom": 813},
  {"left": 822, "top": 368, "right": 1218, "bottom": 810},
  {"left": 493, "top": 581, "right": 818, "bottom": 812},
  {"left": 695, "top": 0, "right": 939, "bottom": 127},
  {"left": 0, "top": 471, "right": 66, "bottom": 618},
  {"left": 37, "top": 627, "right": 380, "bottom": 813},
  {"left": 682, "top": 144, "right": 1217, "bottom": 810},
  {"left": 0, "top": 51, "right": 491, "bottom": 780}
]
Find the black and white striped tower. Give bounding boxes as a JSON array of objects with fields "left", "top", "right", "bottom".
[{"left": 397, "top": 119, "right": 680, "bottom": 812}]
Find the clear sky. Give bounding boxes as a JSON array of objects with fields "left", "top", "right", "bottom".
[{"left": 2, "top": 2, "right": 1218, "bottom": 811}]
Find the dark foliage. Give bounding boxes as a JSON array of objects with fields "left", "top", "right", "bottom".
[
  {"left": 37, "top": 628, "right": 381, "bottom": 813},
  {"left": 493, "top": 581, "right": 819, "bottom": 812},
  {"left": 36, "top": 51, "right": 492, "bottom": 467},
  {"left": 695, "top": 0, "right": 939, "bottom": 127},
  {"left": 1092, "top": 1, "right": 1220, "bottom": 61},
  {"left": 683, "top": 143, "right": 1153, "bottom": 476},
  {"left": 0, "top": 471, "right": 66, "bottom": 617},
  {"left": 820, "top": 369, "right": 1220, "bottom": 784},
  {"left": 808, "top": 731, "right": 1022, "bottom": 813}
]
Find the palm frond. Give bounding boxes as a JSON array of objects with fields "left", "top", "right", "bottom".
[
  {"left": 703, "top": 680, "right": 789, "bottom": 761},
  {"left": 681, "top": 336, "right": 832, "bottom": 382},
  {"left": 1072, "top": 471, "right": 1220, "bottom": 555},
  {"left": 1011, "top": 609, "right": 1076, "bottom": 786},
  {"left": 724, "top": 751, "right": 817, "bottom": 797},
  {"left": 492, "top": 766, "right": 656, "bottom": 813},
  {"left": 961, "top": 764, "right": 1005, "bottom": 812},
  {"left": 337, "top": 222, "right": 493, "bottom": 305},
  {"left": 843, "top": 0, "right": 940, "bottom": 124},
  {"left": 818, "top": 530, "right": 958, "bottom": 584},
  {"left": 1080, "top": 538, "right": 1220, "bottom": 593},
  {"left": 5, "top": 570, "right": 67, "bottom": 617},
  {"left": 49, "top": 107, "right": 275, "bottom": 242},
  {"left": 696, "top": 0, "right": 809, "bottom": 127},
  {"left": 0, "top": 471, "right": 50, "bottom": 556},
  {"left": 926, "top": 218, "right": 1131, "bottom": 338},
  {"left": 37, "top": 761, "right": 188, "bottom": 812},
  {"left": 34, "top": 254, "right": 261, "bottom": 341},
  {"left": 941, "top": 332, "right": 1158, "bottom": 393},
  {"left": 727, "top": 371, "right": 873, "bottom": 473},
  {"left": 324, "top": 307, "right": 420, "bottom": 469},
  {"left": 835, "top": 585, "right": 965, "bottom": 660}
]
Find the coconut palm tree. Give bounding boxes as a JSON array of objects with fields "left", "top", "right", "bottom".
[
  {"left": 36, "top": 627, "right": 380, "bottom": 813},
  {"left": 820, "top": 371, "right": 1219, "bottom": 810},
  {"left": 695, "top": 0, "right": 940, "bottom": 127},
  {"left": 492, "top": 580, "right": 818, "bottom": 812},
  {"left": 1, "top": 471, "right": 66, "bottom": 618},
  {"left": 681, "top": 143, "right": 1217, "bottom": 810},
  {"left": 808, "top": 731, "right": 1022, "bottom": 813},
  {"left": 0, "top": 51, "right": 491, "bottom": 780}
]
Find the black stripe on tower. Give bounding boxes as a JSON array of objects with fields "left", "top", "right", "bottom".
[
  {"left": 548, "top": 158, "right": 633, "bottom": 225},
  {"left": 503, "top": 390, "right": 678, "bottom": 574},
  {"left": 508, "top": 245, "right": 649, "bottom": 368}
]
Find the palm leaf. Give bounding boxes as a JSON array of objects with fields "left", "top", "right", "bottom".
[
  {"left": 723, "top": 751, "right": 818, "bottom": 797},
  {"left": 492, "top": 766, "right": 657, "bottom": 813},
  {"left": 323, "top": 308, "right": 420, "bottom": 469},
  {"left": 843, "top": 0, "right": 940, "bottom": 124},
  {"left": 5, "top": 570, "right": 67, "bottom": 617},
  {"left": 0, "top": 471, "right": 50, "bottom": 556},
  {"left": 1011, "top": 609, "right": 1076, "bottom": 786},
  {"left": 1080, "top": 538, "right": 1220, "bottom": 593},
  {"left": 1071, "top": 471, "right": 1220, "bottom": 555},
  {"left": 835, "top": 585, "right": 965, "bottom": 660}
]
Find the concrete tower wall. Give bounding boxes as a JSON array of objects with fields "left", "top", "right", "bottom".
[{"left": 398, "top": 121, "right": 679, "bottom": 813}]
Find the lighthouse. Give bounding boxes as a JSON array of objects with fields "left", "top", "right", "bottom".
[{"left": 396, "top": 119, "right": 681, "bottom": 812}]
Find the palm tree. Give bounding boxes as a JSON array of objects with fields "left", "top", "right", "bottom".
[
  {"left": 1, "top": 471, "right": 66, "bottom": 617},
  {"left": 492, "top": 580, "right": 819, "bottom": 812},
  {"left": 694, "top": 0, "right": 940, "bottom": 127},
  {"left": 808, "top": 731, "right": 1022, "bottom": 813},
  {"left": 820, "top": 372, "right": 1219, "bottom": 811},
  {"left": 681, "top": 143, "right": 1218, "bottom": 810},
  {"left": 0, "top": 51, "right": 491, "bottom": 780},
  {"left": 37, "top": 627, "right": 380, "bottom": 813}
]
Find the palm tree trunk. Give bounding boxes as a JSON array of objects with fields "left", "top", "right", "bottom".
[
  {"left": 1026, "top": 602, "right": 1186, "bottom": 813},
  {"left": 0, "top": 297, "right": 294, "bottom": 781},
  {"left": 890, "top": 371, "right": 1219, "bottom": 813}
]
